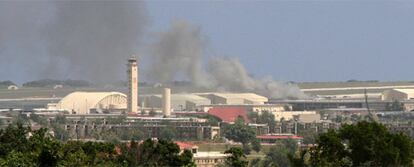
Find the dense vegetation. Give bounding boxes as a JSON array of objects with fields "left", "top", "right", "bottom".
[
  {"left": 0, "top": 123, "right": 195, "bottom": 167},
  {"left": 223, "top": 147, "right": 248, "bottom": 167},
  {"left": 4, "top": 113, "right": 414, "bottom": 167},
  {"left": 223, "top": 118, "right": 260, "bottom": 154},
  {"left": 225, "top": 121, "right": 414, "bottom": 167},
  {"left": 290, "top": 121, "right": 414, "bottom": 167},
  {"left": 248, "top": 111, "right": 276, "bottom": 133}
]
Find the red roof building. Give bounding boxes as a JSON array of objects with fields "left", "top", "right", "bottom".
[
  {"left": 208, "top": 107, "right": 250, "bottom": 123},
  {"left": 175, "top": 141, "right": 196, "bottom": 150},
  {"left": 175, "top": 141, "right": 198, "bottom": 154}
]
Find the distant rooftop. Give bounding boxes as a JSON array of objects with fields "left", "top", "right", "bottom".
[{"left": 208, "top": 107, "right": 249, "bottom": 123}]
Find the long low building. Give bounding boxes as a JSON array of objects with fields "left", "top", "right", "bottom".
[
  {"left": 270, "top": 99, "right": 389, "bottom": 111},
  {"left": 48, "top": 91, "right": 127, "bottom": 114},
  {"left": 197, "top": 93, "right": 268, "bottom": 105},
  {"left": 200, "top": 104, "right": 290, "bottom": 113},
  {"left": 141, "top": 92, "right": 269, "bottom": 111},
  {"left": 273, "top": 111, "right": 318, "bottom": 122},
  {"left": 141, "top": 94, "right": 211, "bottom": 111}
]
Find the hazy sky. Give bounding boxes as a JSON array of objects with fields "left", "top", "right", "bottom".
[
  {"left": 147, "top": 1, "right": 414, "bottom": 82},
  {"left": 1, "top": 1, "right": 414, "bottom": 84}
]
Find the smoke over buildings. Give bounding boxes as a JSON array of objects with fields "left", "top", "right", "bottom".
[
  {"left": 147, "top": 21, "right": 210, "bottom": 88},
  {"left": 0, "top": 1, "right": 304, "bottom": 99},
  {"left": 148, "top": 21, "right": 306, "bottom": 99},
  {"left": 208, "top": 58, "right": 306, "bottom": 99},
  {"left": 0, "top": 1, "right": 148, "bottom": 83}
]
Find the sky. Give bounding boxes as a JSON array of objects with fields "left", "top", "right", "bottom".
[
  {"left": 146, "top": 1, "right": 414, "bottom": 82},
  {"left": 1, "top": 1, "right": 414, "bottom": 84}
]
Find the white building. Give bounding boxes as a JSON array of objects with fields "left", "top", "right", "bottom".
[
  {"left": 7, "top": 85, "right": 18, "bottom": 90},
  {"left": 51, "top": 91, "right": 127, "bottom": 114},
  {"left": 197, "top": 93, "right": 268, "bottom": 105},
  {"left": 200, "top": 104, "right": 289, "bottom": 114},
  {"left": 381, "top": 89, "right": 414, "bottom": 101},
  {"left": 272, "top": 111, "right": 317, "bottom": 121},
  {"left": 142, "top": 94, "right": 211, "bottom": 111},
  {"left": 297, "top": 114, "right": 321, "bottom": 123}
]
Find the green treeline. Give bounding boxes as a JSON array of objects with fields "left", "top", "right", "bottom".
[
  {"left": 241, "top": 121, "right": 414, "bottom": 167},
  {"left": 290, "top": 121, "right": 414, "bottom": 167},
  {"left": 0, "top": 123, "right": 195, "bottom": 167}
]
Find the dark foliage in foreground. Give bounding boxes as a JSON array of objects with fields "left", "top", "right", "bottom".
[
  {"left": 289, "top": 121, "right": 414, "bottom": 167},
  {"left": 0, "top": 123, "right": 195, "bottom": 167}
]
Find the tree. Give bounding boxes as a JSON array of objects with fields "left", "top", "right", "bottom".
[
  {"left": 119, "top": 128, "right": 143, "bottom": 141},
  {"left": 308, "top": 121, "right": 414, "bottom": 167},
  {"left": 14, "top": 113, "right": 30, "bottom": 125},
  {"left": 0, "top": 150, "right": 35, "bottom": 167},
  {"left": 205, "top": 115, "right": 221, "bottom": 126},
  {"left": 309, "top": 130, "right": 350, "bottom": 167},
  {"left": 179, "top": 149, "right": 196, "bottom": 167},
  {"left": 51, "top": 123, "right": 69, "bottom": 141},
  {"left": 224, "top": 147, "right": 248, "bottom": 167},
  {"left": 160, "top": 127, "right": 177, "bottom": 140},
  {"left": 247, "top": 112, "right": 259, "bottom": 123},
  {"left": 251, "top": 139, "right": 261, "bottom": 153},
  {"left": 0, "top": 123, "right": 30, "bottom": 157},
  {"left": 29, "top": 114, "right": 48, "bottom": 126},
  {"left": 0, "top": 122, "right": 196, "bottom": 167},
  {"left": 30, "top": 128, "right": 61, "bottom": 166},
  {"left": 263, "top": 139, "right": 298, "bottom": 167},
  {"left": 288, "top": 150, "right": 310, "bottom": 167},
  {"left": 100, "top": 130, "right": 121, "bottom": 144},
  {"left": 264, "top": 145, "right": 291, "bottom": 167},
  {"left": 248, "top": 111, "right": 277, "bottom": 133},
  {"left": 298, "top": 128, "right": 317, "bottom": 145},
  {"left": 249, "top": 158, "right": 263, "bottom": 167},
  {"left": 117, "top": 139, "right": 195, "bottom": 166},
  {"left": 257, "top": 111, "right": 277, "bottom": 133},
  {"left": 54, "top": 114, "right": 67, "bottom": 125},
  {"left": 242, "top": 144, "right": 251, "bottom": 155},
  {"left": 224, "top": 118, "right": 256, "bottom": 145}
]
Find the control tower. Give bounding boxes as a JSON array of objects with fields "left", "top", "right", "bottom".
[{"left": 127, "top": 56, "right": 138, "bottom": 113}]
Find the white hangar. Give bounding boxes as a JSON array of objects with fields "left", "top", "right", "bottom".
[{"left": 51, "top": 91, "right": 127, "bottom": 114}]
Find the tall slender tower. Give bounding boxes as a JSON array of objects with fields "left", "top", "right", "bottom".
[
  {"left": 127, "top": 56, "right": 138, "bottom": 113},
  {"left": 163, "top": 88, "right": 171, "bottom": 117}
]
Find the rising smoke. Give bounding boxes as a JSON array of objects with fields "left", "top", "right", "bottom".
[
  {"left": 0, "top": 1, "right": 148, "bottom": 83},
  {"left": 0, "top": 1, "right": 304, "bottom": 99},
  {"left": 147, "top": 21, "right": 306, "bottom": 99},
  {"left": 147, "top": 21, "right": 211, "bottom": 88}
]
